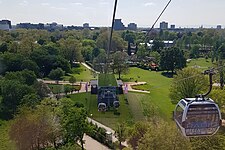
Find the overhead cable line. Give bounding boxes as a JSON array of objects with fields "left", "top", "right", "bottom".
[{"left": 144, "top": 0, "right": 172, "bottom": 42}]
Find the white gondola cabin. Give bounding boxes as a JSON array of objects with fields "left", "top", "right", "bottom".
[{"left": 174, "top": 98, "right": 222, "bottom": 137}]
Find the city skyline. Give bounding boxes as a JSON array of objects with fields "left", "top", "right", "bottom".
[{"left": 0, "top": 0, "right": 225, "bottom": 28}]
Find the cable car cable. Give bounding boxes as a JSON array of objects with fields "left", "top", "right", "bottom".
[{"left": 144, "top": 0, "right": 172, "bottom": 42}]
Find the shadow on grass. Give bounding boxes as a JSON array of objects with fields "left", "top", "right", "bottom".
[{"left": 161, "top": 72, "right": 176, "bottom": 78}]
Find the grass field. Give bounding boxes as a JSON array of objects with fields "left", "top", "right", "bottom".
[
  {"left": 63, "top": 64, "right": 97, "bottom": 82},
  {"left": 69, "top": 93, "right": 133, "bottom": 129},
  {"left": 98, "top": 74, "right": 117, "bottom": 86},
  {"left": 117, "top": 67, "right": 174, "bottom": 120},
  {"left": 187, "top": 58, "right": 215, "bottom": 69}
]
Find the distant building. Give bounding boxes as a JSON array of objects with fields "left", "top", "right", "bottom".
[
  {"left": 114, "top": 19, "right": 125, "bottom": 30},
  {"left": 127, "top": 23, "right": 137, "bottom": 30},
  {"left": 83, "top": 23, "right": 89, "bottom": 28},
  {"left": 0, "top": 19, "right": 11, "bottom": 30},
  {"left": 217, "top": 25, "right": 222, "bottom": 29},
  {"left": 16, "top": 23, "right": 44, "bottom": 29},
  {"left": 160, "top": 21, "right": 168, "bottom": 29},
  {"left": 170, "top": 25, "right": 175, "bottom": 29}
]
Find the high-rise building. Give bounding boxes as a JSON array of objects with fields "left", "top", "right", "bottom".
[
  {"left": 127, "top": 23, "right": 137, "bottom": 30},
  {"left": 114, "top": 19, "right": 125, "bottom": 30},
  {"left": 170, "top": 25, "right": 175, "bottom": 29},
  {"left": 83, "top": 23, "right": 89, "bottom": 28},
  {"left": 160, "top": 21, "right": 168, "bottom": 29},
  {"left": 0, "top": 19, "right": 11, "bottom": 30},
  {"left": 217, "top": 25, "right": 222, "bottom": 29}
]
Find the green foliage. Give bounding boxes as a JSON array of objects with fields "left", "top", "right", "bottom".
[
  {"left": 0, "top": 52, "right": 24, "bottom": 73},
  {"left": 96, "top": 31, "right": 126, "bottom": 52},
  {"left": 190, "top": 45, "right": 200, "bottom": 58},
  {"left": 33, "top": 81, "right": 52, "bottom": 98},
  {"left": 60, "top": 98, "right": 88, "bottom": 149},
  {"left": 0, "top": 121, "right": 16, "bottom": 150},
  {"left": 111, "top": 51, "right": 129, "bottom": 79},
  {"left": 115, "top": 122, "right": 127, "bottom": 149},
  {"left": 0, "top": 80, "right": 35, "bottom": 119},
  {"left": 49, "top": 68, "right": 65, "bottom": 80},
  {"left": 21, "top": 59, "right": 39, "bottom": 75},
  {"left": 5, "top": 69, "right": 37, "bottom": 86},
  {"left": 210, "top": 88, "right": 225, "bottom": 118},
  {"left": 69, "top": 76, "right": 76, "bottom": 84},
  {"left": 10, "top": 100, "right": 61, "bottom": 150},
  {"left": 160, "top": 47, "right": 186, "bottom": 73},
  {"left": 137, "top": 120, "right": 191, "bottom": 150},
  {"left": 190, "top": 135, "right": 225, "bottom": 150},
  {"left": 169, "top": 68, "right": 208, "bottom": 104}
]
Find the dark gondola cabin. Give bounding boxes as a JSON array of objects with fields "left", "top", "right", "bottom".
[{"left": 174, "top": 98, "right": 222, "bottom": 137}]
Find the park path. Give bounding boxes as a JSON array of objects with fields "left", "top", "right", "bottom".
[
  {"left": 81, "top": 62, "right": 100, "bottom": 74},
  {"left": 124, "top": 82, "right": 150, "bottom": 93},
  {"left": 81, "top": 134, "right": 111, "bottom": 150},
  {"left": 87, "top": 117, "right": 128, "bottom": 147}
]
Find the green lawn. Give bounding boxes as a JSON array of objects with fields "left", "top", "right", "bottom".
[
  {"left": 63, "top": 64, "right": 97, "bottom": 82},
  {"left": 69, "top": 93, "right": 133, "bottom": 129},
  {"left": 98, "top": 74, "right": 117, "bottom": 86},
  {"left": 187, "top": 58, "right": 214, "bottom": 69},
  {"left": 117, "top": 67, "right": 174, "bottom": 120}
]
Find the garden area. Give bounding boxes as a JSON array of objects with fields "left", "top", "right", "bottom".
[{"left": 48, "top": 84, "right": 80, "bottom": 94}]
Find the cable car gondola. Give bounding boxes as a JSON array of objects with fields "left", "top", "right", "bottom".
[
  {"left": 174, "top": 97, "right": 222, "bottom": 137},
  {"left": 174, "top": 70, "right": 222, "bottom": 137}
]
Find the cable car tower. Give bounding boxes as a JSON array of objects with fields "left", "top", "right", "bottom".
[{"left": 174, "top": 69, "right": 222, "bottom": 137}]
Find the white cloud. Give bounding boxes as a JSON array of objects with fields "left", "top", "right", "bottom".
[
  {"left": 71, "top": 2, "right": 83, "bottom": 5},
  {"left": 144, "top": 2, "right": 155, "bottom": 7},
  {"left": 99, "top": 2, "right": 109, "bottom": 5},
  {"left": 0, "top": 1, "right": 2, "bottom": 4},
  {"left": 50, "top": 6, "right": 67, "bottom": 10},
  {"left": 19, "top": 0, "right": 28, "bottom": 6},
  {"left": 41, "top": 3, "right": 50, "bottom": 6}
]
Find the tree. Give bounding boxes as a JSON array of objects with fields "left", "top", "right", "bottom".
[
  {"left": 69, "top": 76, "right": 76, "bottom": 85},
  {"left": 136, "top": 44, "right": 147, "bottom": 60},
  {"left": 59, "top": 38, "right": 82, "bottom": 66},
  {"left": 60, "top": 98, "right": 88, "bottom": 150},
  {"left": 93, "top": 50, "right": 107, "bottom": 73},
  {"left": 96, "top": 31, "right": 126, "bottom": 52},
  {"left": 20, "top": 93, "right": 40, "bottom": 108},
  {"left": 33, "top": 81, "right": 52, "bottom": 98},
  {"left": 115, "top": 123, "right": 127, "bottom": 150},
  {"left": 48, "top": 68, "right": 65, "bottom": 80},
  {"left": 152, "top": 40, "right": 165, "bottom": 53},
  {"left": 21, "top": 60, "right": 39, "bottom": 76},
  {"left": 128, "top": 122, "right": 149, "bottom": 150},
  {"left": 0, "top": 80, "right": 35, "bottom": 119},
  {"left": 160, "top": 47, "right": 186, "bottom": 73},
  {"left": 5, "top": 69, "right": 37, "bottom": 86},
  {"left": 218, "top": 43, "right": 225, "bottom": 89},
  {"left": 138, "top": 120, "right": 191, "bottom": 150},
  {"left": 169, "top": 68, "right": 208, "bottom": 104},
  {"left": 189, "top": 45, "right": 200, "bottom": 58},
  {"left": 111, "top": 51, "right": 129, "bottom": 79},
  {"left": 10, "top": 99, "right": 61, "bottom": 150}
]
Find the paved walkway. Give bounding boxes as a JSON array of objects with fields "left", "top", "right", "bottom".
[
  {"left": 124, "top": 82, "right": 150, "bottom": 93},
  {"left": 82, "top": 134, "right": 111, "bottom": 150},
  {"left": 87, "top": 117, "right": 128, "bottom": 147},
  {"left": 81, "top": 62, "right": 100, "bottom": 74}
]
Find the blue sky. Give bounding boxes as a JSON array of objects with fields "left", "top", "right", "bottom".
[{"left": 0, "top": 0, "right": 225, "bottom": 28}]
